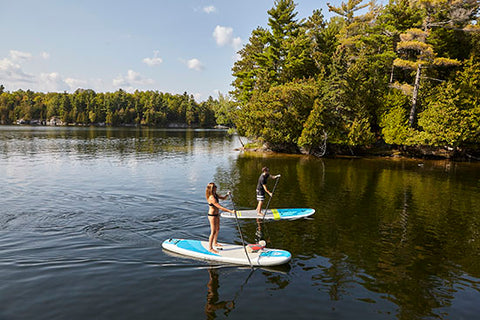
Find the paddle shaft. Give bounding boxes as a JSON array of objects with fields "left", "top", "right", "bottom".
[
  {"left": 262, "top": 176, "right": 280, "bottom": 223},
  {"left": 228, "top": 193, "right": 253, "bottom": 268}
]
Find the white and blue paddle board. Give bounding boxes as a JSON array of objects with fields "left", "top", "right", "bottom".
[
  {"left": 162, "top": 238, "right": 291, "bottom": 266},
  {"left": 221, "top": 208, "right": 315, "bottom": 220}
]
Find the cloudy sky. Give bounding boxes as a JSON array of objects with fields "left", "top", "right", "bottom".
[{"left": 1, "top": 0, "right": 343, "bottom": 101}]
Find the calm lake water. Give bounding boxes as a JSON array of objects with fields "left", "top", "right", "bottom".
[{"left": 0, "top": 126, "right": 479, "bottom": 320}]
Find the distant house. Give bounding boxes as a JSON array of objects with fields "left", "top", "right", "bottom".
[
  {"left": 16, "top": 118, "right": 29, "bottom": 125},
  {"left": 47, "top": 117, "right": 64, "bottom": 126}
]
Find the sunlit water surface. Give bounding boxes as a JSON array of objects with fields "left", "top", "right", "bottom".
[{"left": 0, "top": 126, "right": 479, "bottom": 320}]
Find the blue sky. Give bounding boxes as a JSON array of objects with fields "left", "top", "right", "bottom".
[{"left": 1, "top": 0, "right": 348, "bottom": 101}]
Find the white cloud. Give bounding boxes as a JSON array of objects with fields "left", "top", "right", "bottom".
[
  {"left": 40, "top": 72, "right": 61, "bottom": 82},
  {"left": 38, "top": 73, "right": 89, "bottom": 92},
  {"left": 39, "top": 72, "right": 70, "bottom": 92},
  {"left": 1, "top": 51, "right": 81, "bottom": 92},
  {"left": 213, "top": 25, "right": 233, "bottom": 46},
  {"left": 192, "top": 92, "right": 202, "bottom": 101},
  {"left": 142, "top": 50, "right": 163, "bottom": 67},
  {"left": 10, "top": 50, "right": 32, "bottom": 61},
  {"left": 1, "top": 49, "right": 109, "bottom": 93},
  {"left": 113, "top": 70, "right": 154, "bottom": 91},
  {"left": 65, "top": 77, "right": 87, "bottom": 89},
  {"left": 213, "top": 25, "right": 242, "bottom": 49},
  {"left": 233, "top": 52, "right": 242, "bottom": 62},
  {"left": 232, "top": 37, "right": 242, "bottom": 50},
  {"left": 0, "top": 56, "right": 35, "bottom": 84},
  {"left": 187, "top": 58, "right": 204, "bottom": 71},
  {"left": 0, "top": 50, "right": 35, "bottom": 86},
  {"left": 203, "top": 5, "right": 216, "bottom": 14}
]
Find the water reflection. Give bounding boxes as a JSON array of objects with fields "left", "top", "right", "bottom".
[
  {"left": 0, "top": 126, "right": 232, "bottom": 160},
  {"left": 203, "top": 267, "right": 290, "bottom": 319},
  {"left": 219, "top": 152, "right": 480, "bottom": 319},
  {"left": 204, "top": 267, "right": 236, "bottom": 319},
  {"left": 1, "top": 126, "right": 480, "bottom": 319}
]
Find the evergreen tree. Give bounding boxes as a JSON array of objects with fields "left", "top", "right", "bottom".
[{"left": 232, "top": 0, "right": 316, "bottom": 103}]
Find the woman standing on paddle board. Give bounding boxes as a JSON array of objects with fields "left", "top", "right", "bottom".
[{"left": 206, "top": 183, "right": 235, "bottom": 253}]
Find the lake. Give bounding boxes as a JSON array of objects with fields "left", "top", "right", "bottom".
[{"left": 0, "top": 125, "right": 479, "bottom": 320}]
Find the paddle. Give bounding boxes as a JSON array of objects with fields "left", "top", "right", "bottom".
[
  {"left": 228, "top": 192, "right": 253, "bottom": 268},
  {"left": 255, "top": 175, "right": 280, "bottom": 243},
  {"left": 261, "top": 175, "right": 280, "bottom": 223}
]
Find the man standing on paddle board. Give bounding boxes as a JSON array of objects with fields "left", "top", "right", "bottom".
[
  {"left": 206, "top": 182, "right": 236, "bottom": 253},
  {"left": 256, "top": 167, "right": 280, "bottom": 215}
]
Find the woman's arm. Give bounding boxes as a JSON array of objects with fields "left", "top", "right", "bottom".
[
  {"left": 217, "top": 194, "right": 228, "bottom": 200},
  {"left": 209, "top": 195, "right": 234, "bottom": 213}
]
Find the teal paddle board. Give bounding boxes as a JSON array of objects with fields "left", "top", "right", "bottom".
[
  {"left": 162, "top": 238, "right": 291, "bottom": 266},
  {"left": 221, "top": 208, "right": 315, "bottom": 220}
]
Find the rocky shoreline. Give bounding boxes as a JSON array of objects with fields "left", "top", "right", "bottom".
[{"left": 237, "top": 141, "right": 480, "bottom": 162}]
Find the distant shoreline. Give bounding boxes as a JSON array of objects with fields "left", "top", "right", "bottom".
[
  {"left": 0, "top": 122, "right": 225, "bottom": 129},
  {"left": 2, "top": 124, "right": 478, "bottom": 161},
  {"left": 237, "top": 142, "right": 480, "bottom": 162}
]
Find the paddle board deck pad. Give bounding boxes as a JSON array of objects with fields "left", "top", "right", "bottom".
[
  {"left": 162, "top": 238, "right": 291, "bottom": 266},
  {"left": 221, "top": 208, "right": 315, "bottom": 220}
]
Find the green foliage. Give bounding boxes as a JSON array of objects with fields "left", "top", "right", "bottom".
[
  {"left": 380, "top": 0, "right": 424, "bottom": 32},
  {"left": 347, "top": 117, "right": 376, "bottom": 146},
  {"left": 380, "top": 91, "right": 417, "bottom": 145},
  {"left": 231, "top": 0, "right": 317, "bottom": 104},
  {"left": 417, "top": 84, "right": 466, "bottom": 147},
  {"left": 4, "top": 0, "right": 480, "bottom": 154},
  {"left": 236, "top": 80, "right": 318, "bottom": 151},
  {"left": 417, "top": 59, "right": 480, "bottom": 147},
  {"left": 208, "top": 93, "right": 236, "bottom": 127},
  {"left": 233, "top": 0, "right": 480, "bottom": 153},
  {"left": 298, "top": 99, "right": 327, "bottom": 148},
  {"left": 381, "top": 59, "right": 480, "bottom": 148},
  {"left": 327, "top": 0, "right": 369, "bottom": 25},
  {"left": 305, "top": 10, "right": 336, "bottom": 74},
  {"left": 0, "top": 89, "right": 220, "bottom": 128}
]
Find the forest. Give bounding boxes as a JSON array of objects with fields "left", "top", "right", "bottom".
[
  {"left": 230, "top": 0, "right": 480, "bottom": 158},
  {"left": 1, "top": 0, "right": 479, "bottom": 158},
  {"left": 0, "top": 86, "right": 227, "bottom": 128}
]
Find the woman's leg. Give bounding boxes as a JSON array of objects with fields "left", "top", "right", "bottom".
[
  {"left": 213, "top": 216, "right": 222, "bottom": 247},
  {"left": 208, "top": 216, "right": 219, "bottom": 253}
]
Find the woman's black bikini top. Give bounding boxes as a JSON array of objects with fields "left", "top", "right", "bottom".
[{"left": 208, "top": 194, "right": 219, "bottom": 207}]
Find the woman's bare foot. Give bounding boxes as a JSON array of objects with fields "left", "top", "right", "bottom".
[
  {"left": 209, "top": 248, "right": 219, "bottom": 254},
  {"left": 214, "top": 243, "right": 223, "bottom": 247}
]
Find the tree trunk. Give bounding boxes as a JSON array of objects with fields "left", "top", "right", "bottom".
[
  {"left": 389, "top": 64, "right": 395, "bottom": 83},
  {"left": 409, "top": 65, "right": 421, "bottom": 127}
]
